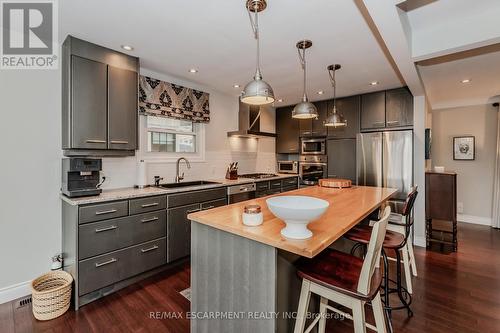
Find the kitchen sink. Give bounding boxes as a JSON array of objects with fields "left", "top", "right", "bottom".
[{"left": 158, "top": 180, "right": 221, "bottom": 189}]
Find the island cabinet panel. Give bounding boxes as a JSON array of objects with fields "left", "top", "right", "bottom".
[
  {"left": 361, "top": 91, "right": 386, "bottom": 130},
  {"left": 327, "top": 95, "right": 360, "bottom": 139},
  {"left": 327, "top": 139, "right": 356, "bottom": 182},
  {"left": 275, "top": 106, "right": 299, "bottom": 154},
  {"left": 386, "top": 87, "right": 413, "bottom": 128},
  {"left": 311, "top": 100, "right": 328, "bottom": 137}
]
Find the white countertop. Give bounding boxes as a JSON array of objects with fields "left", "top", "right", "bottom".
[{"left": 61, "top": 174, "right": 298, "bottom": 206}]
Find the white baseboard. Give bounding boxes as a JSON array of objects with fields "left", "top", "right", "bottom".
[
  {"left": 0, "top": 281, "right": 31, "bottom": 305},
  {"left": 414, "top": 236, "right": 426, "bottom": 248},
  {"left": 457, "top": 214, "right": 492, "bottom": 226}
]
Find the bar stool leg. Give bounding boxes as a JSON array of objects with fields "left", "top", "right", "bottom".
[
  {"left": 352, "top": 300, "right": 366, "bottom": 333},
  {"left": 382, "top": 250, "right": 391, "bottom": 318},
  {"left": 294, "top": 280, "right": 311, "bottom": 333},
  {"left": 318, "top": 297, "right": 328, "bottom": 333},
  {"left": 401, "top": 245, "right": 413, "bottom": 294},
  {"left": 395, "top": 250, "right": 413, "bottom": 317},
  {"left": 372, "top": 292, "right": 387, "bottom": 333}
]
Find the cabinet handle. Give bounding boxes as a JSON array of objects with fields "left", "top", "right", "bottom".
[
  {"left": 387, "top": 120, "right": 399, "bottom": 126},
  {"left": 141, "top": 202, "right": 159, "bottom": 208},
  {"left": 86, "top": 139, "right": 106, "bottom": 144},
  {"left": 141, "top": 216, "right": 159, "bottom": 223},
  {"left": 95, "top": 209, "right": 117, "bottom": 216},
  {"left": 203, "top": 205, "right": 215, "bottom": 210},
  {"left": 110, "top": 140, "right": 129, "bottom": 144},
  {"left": 373, "top": 121, "right": 385, "bottom": 126},
  {"left": 95, "top": 225, "right": 117, "bottom": 233},
  {"left": 95, "top": 258, "right": 117, "bottom": 268},
  {"left": 141, "top": 245, "right": 159, "bottom": 253},
  {"left": 186, "top": 208, "right": 201, "bottom": 214}
]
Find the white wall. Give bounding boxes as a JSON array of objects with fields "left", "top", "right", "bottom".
[
  {"left": 0, "top": 66, "right": 275, "bottom": 302},
  {"left": 0, "top": 69, "right": 62, "bottom": 300},
  {"left": 432, "top": 104, "right": 498, "bottom": 225}
]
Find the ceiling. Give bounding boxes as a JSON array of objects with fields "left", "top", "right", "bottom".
[
  {"left": 418, "top": 48, "right": 500, "bottom": 109},
  {"left": 59, "top": 0, "right": 403, "bottom": 107}
]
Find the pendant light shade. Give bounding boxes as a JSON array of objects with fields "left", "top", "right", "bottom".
[
  {"left": 292, "top": 40, "right": 318, "bottom": 119},
  {"left": 324, "top": 64, "right": 347, "bottom": 128},
  {"left": 241, "top": 0, "right": 275, "bottom": 106}
]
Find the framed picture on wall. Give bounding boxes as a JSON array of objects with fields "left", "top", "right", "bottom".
[{"left": 453, "top": 136, "right": 475, "bottom": 160}]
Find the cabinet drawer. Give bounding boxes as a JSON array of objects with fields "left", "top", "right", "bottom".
[
  {"left": 256, "top": 181, "right": 270, "bottom": 191},
  {"left": 129, "top": 195, "right": 166, "bottom": 215},
  {"left": 79, "top": 201, "right": 128, "bottom": 224},
  {"left": 281, "top": 177, "right": 298, "bottom": 187},
  {"left": 79, "top": 210, "right": 166, "bottom": 259},
  {"left": 270, "top": 180, "right": 282, "bottom": 189},
  {"left": 281, "top": 185, "right": 298, "bottom": 193},
  {"left": 78, "top": 238, "right": 166, "bottom": 296},
  {"left": 256, "top": 191, "right": 268, "bottom": 198},
  {"left": 168, "top": 187, "right": 226, "bottom": 208},
  {"left": 201, "top": 198, "right": 227, "bottom": 211},
  {"left": 267, "top": 189, "right": 281, "bottom": 196}
]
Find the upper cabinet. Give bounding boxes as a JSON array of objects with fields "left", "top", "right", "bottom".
[
  {"left": 62, "top": 35, "right": 139, "bottom": 156},
  {"left": 276, "top": 106, "right": 300, "bottom": 154},
  {"left": 361, "top": 91, "right": 386, "bottom": 130},
  {"left": 327, "top": 96, "right": 360, "bottom": 139},
  {"left": 385, "top": 87, "right": 413, "bottom": 128},
  {"left": 311, "top": 101, "right": 328, "bottom": 137}
]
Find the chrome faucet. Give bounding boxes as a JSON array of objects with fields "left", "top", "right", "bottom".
[{"left": 175, "top": 157, "right": 191, "bottom": 183}]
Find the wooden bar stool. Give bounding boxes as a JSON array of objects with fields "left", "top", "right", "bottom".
[
  {"left": 345, "top": 188, "right": 418, "bottom": 317},
  {"left": 293, "top": 206, "right": 391, "bottom": 333}
]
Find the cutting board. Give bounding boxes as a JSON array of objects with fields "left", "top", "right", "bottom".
[{"left": 319, "top": 178, "right": 352, "bottom": 189}]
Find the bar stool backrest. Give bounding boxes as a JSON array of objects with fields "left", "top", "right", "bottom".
[{"left": 357, "top": 206, "right": 391, "bottom": 295}]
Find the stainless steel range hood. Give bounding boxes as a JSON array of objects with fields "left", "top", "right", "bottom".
[{"left": 227, "top": 102, "right": 277, "bottom": 138}]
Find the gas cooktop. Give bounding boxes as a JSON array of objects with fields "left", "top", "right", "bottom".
[{"left": 239, "top": 173, "right": 278, "bottom": 180}]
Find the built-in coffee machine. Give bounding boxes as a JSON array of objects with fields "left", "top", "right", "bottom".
[{"left": 61, "top": 158, "right": 103, "bottom": 197}]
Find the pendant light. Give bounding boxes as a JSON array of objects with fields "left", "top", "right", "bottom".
[
  {"left": 292, "top": 40, "right": 318, "bottom": 119},
  {"left": 241, "top": 0, "right": 275, "bottom": 106},
  {"left": 324, "top": 64, "right": 347, "bottom": 128}
]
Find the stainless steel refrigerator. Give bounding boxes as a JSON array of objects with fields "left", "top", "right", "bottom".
[{"left": 357, "top": 130, "right": 413, "bottom": 202}]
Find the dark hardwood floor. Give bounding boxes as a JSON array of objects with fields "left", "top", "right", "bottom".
[{"left": 1, "top": 222, "right": 499, "bottom": 333}]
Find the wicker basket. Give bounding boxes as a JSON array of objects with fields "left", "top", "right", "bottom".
[{"left": 31, "top": 270, "right": 73, "bottom": 321}]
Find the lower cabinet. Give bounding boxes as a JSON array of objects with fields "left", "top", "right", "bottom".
[
  {"left": 167, "top": 203, "right": 199, "bottom": 262},
  {"left": 255, "top": 177, "right": 299, "bottom": 197}
]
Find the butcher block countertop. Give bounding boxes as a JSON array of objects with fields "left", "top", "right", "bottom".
[{"left": 188, "top": 185, "right": 397, "bottom": 258}]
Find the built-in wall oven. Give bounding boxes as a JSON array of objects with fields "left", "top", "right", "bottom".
[
  {"left": 277, "top": 160, "right": 298, "bottom": 174},
  {"left": 299, "top": 155, "right": 328, "bottom": 185},
  {"left": 301, "top": 138, "right": 326, "bottom": 155}
]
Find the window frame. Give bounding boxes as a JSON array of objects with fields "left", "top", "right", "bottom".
[{"left": 138, "top": 115, "right": 206, "bottom": 163}]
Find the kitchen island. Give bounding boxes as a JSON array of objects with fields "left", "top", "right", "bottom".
[{"left": 188, "top": 185, "right": 396, "bottom": 332}]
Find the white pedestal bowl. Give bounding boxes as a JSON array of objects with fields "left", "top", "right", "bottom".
[{"left": 266, "top": 195, "right": 330, "bottom": 240}]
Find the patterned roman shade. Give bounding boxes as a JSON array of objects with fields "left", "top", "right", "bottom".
[{"left": 139, "top": 75, "right": 210, "bottom": 123}]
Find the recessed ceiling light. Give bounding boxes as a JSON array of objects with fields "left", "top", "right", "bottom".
[
  {"left": 277, "top": 99, "right": 283, "bottom": 103},
  {"left": 370, "top": 81, "right": 379, "bottom": 86},
  {"left": 121, "top": 45, "right": 133, "bottom": 51},
  {"left": 233, "top": 84, "right": 240, "bottom": 88},
  {"left": 461, "top": 79, "right": 471, "bottom": 84},
  {"left": 189, "top": 68, "right": 198, "bottom": 73},
  {"left": 317, "top": 91, "right": 324, "bottom": 95}
]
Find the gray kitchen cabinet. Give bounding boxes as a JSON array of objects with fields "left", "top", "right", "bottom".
[
  {"left": 275, "top": 106, "right": 300, "bottom": 154},
  {"left": 361, "top": 91, "right": 386, "bottom": 130},
  {"left": 108, "top": 66, "right": 138, "bottom": 150},
  {"left": 386, "top": 87, "right": 413, "bottom": 128},
  {"left": 167, "top": 203, "right": 199, "bottom": 263},
  {"left": 327, "top": 139, "right": 356, "bottom": 182},
  {"left": 311, "top": 101, "right": 327, "bottom": 137},
  {"left": 327, "top": 96, "right": 360, "bottom": 139},
  {"left": 299, "top": 117, "right": 313, "bottom": 137},
  {"left": 71, "top": 56, "right": 108, "bottom": 150},
  {"left": 62, "top": 35, "right": 139, "bottom": 156}
]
